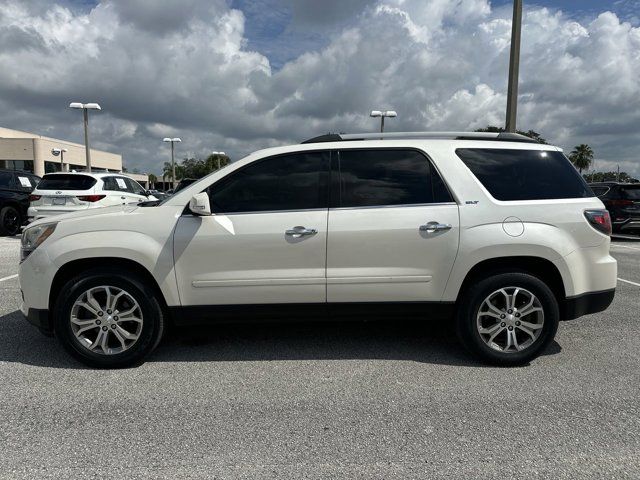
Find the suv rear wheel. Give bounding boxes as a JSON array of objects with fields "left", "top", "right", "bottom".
[
  {"left": 456, "top": 272, "right": 559, "bottom": 366},
  {"left": 53, "top": 268, "right": 165, "bottom": 368}
]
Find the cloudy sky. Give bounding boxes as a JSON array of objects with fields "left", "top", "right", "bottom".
[{"left": 0, "top": 0, "right": 639, "bottom": 177}]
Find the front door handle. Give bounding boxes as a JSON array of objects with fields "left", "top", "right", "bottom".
[
  {"left": 420, "top": 221, "right": 452, "bottom": 233},
  {"left": 286, "top": 226, "right": 318, "bottom": 238}
]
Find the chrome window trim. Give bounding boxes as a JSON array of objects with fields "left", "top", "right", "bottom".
[{"left": 329, "top": 202, "right": 457, "bottom": 211}]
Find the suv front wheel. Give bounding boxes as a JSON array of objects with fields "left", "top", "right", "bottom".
[
  {"left": 53, "top": 268, "right": 165, "bottom": 368},
  {"left": 456, "top": 272, "right": 559, "bottom": 366}
]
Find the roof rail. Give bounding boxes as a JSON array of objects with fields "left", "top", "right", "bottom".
[{"left": 301, "top": 131, "right": 539, "bottom": 144}]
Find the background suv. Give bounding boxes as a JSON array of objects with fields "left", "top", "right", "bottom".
[
  {"left": 28, "top": 172, "right": 156, "bottom": 222},
  {"left": 589, "top": 182, "right": 640, "bottom": 234},
  {"left": 19, "top": 132, "right": 617, "bottom": 368},
  {"left": 0, "top": 170, "right": 40, "bottom": 235}
]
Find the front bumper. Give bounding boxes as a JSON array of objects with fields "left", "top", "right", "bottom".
[
  {"left": 21, "top": 305, "right": 53, "bottom": 336},
  {"left": 563, "top": 288, "right": 615, "bottom": 320}
]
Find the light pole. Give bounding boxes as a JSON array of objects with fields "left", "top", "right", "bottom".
[
  {"left": 212, "top": 151, "right": 226, "bottom": 170},
  {"left": 163, "top": 137, "right": 182, "bottom": 189},
  {"left": 370, "top": 110, "right": 397, "bottom": 133},
  {"left": 51, "top": 148, "right": 68, "bottom": 171},
  {"left": 505, "top": 0, "right": 523, "bottom": 132},
  {"left": 69, "top": 102, "right": 101, "bottom": 172}
]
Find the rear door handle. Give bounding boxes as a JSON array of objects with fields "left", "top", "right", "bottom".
[
  {"left": 286, "top": 226, "right": 318, "bottom": 238},
  {"left": 420, "top": 221, "right": 452, "bottom": 233}
]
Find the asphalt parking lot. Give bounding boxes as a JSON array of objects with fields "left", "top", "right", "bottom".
[{"left": 0, "top": 235, "right": 639, "bottom": 479}]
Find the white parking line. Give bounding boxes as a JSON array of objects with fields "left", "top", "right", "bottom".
[
  {"left": 611, "top": 243, "right": 640, "bottom": 251},
  {"left": 0, "top": 274, "right": 18, "bottom": 283},
  {"left": 618, "top": 277, "right": 640, "bottom": 287}
]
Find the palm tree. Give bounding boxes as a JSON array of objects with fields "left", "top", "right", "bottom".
[
  {"left": 148, "top": 173, "right": 157, "bottom": 189},
  {"left": 569, "top": 144, "right": 594, "bottom": 173}
]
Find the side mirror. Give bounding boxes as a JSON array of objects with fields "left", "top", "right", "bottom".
[{"left": 189, "top": 192, "right": 212, "bottom": 216}]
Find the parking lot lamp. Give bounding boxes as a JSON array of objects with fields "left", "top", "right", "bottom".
[
  {"left": 163, "top": 138, "right": 182, "bottom": 189},
  {"left": 370, "top": 110, "right": 397, "bottom": 133},
  {"left": 505, "top": 0, "right": 522, "bottom": 132},
  {"left": 69, "top": 102, "right": 101, "bottom": 172}
]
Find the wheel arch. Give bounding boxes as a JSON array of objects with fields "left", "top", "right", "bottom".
[
  {"left": 49, "top": 257, "right": 171, "bottom": 322},
  {"left": 455, "top": 256, "right": 568, "bottom": 317}
]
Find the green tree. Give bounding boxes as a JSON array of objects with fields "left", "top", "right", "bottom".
[
  {"left": 583, "top": 171, "right": 639, "bottom": 183},
  {"left": 475, "top": 126, "right": 547, "bottom": 144},
  {"left": 148, "top": 173, "right": 158, "bottom": 189},
  {"left": 569, "top": 144, "right": 594, "bottom": 174},
  {"left": 162, "top": 161, "right": 184, "bottom": 182},
  {"left": 204, "top": 153, "right": 231, "bottom": 173}
]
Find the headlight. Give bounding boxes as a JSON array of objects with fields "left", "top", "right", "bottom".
[{"left": 21, "top": 223, "right": 57, "bottom": 261}]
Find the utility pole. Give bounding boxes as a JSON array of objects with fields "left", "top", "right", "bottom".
[
  {"left": 505, "top": 0, "right": 523, "bottom": 132},
  {"left": 162, "top": 138, "right": 182, "bottom": 189}
]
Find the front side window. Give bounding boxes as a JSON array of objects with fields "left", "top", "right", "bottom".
[
  {"left": 208, "top": 151, "right": 329, "bottom": 214},
  {"left": 335, "top": 149, "right": 452, "bottom": 208},
  {"left": 456, "top": 148, "right": 593, "bottom": 201}
]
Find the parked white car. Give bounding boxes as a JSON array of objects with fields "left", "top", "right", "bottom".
[
  {"left": 27, "top": 172, "right": 155, "bottom": 222},
  {"left": 19, "top": 132, "right": 617, "bottom": 368}
]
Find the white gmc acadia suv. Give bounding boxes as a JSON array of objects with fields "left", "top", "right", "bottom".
[{"left": 18, "top": 132, "right": 617, "bottom": 368}]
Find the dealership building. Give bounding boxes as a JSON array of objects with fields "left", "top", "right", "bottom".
[{"left": 0, "top": 126, "right": 148, "bottom": 187}]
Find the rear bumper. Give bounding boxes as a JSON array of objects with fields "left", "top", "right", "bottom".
[{"left": 562, "top": 288, "right": 615, "bottom": 320}]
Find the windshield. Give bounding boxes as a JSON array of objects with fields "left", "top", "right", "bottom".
[{"left": 38, "top": 174, "right": 97, "bottom": 191}]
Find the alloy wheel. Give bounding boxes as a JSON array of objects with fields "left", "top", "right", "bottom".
[
  {"left": 70, "top": 285, "right": 144, "bottom": 355},
  {"left": 476, "top": 287, "right": 544, "bottom": 353}
]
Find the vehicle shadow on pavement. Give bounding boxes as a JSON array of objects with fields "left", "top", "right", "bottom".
[{"left": 0, "top": 310, "right": 561, "bottom": 369}]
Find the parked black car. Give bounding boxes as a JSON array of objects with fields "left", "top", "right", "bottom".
[
  {"left": 0, "top": 170, "right": 41, "bottom": 235},
  {"left": 589, "top": 182, "right": 640, "bottom": 234}
]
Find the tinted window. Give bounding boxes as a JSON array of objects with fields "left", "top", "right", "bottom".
[
  {"left": 0, "top": 172, "right": 13, "bottom": 188},
  {"left": 38, "top": 174, "right": 97, "bottom": 191},
  {"left": 590, "top": 186, "right": 610, "bottom": 197},
  {"left": 456, "top": 149, "right": 592, "bottom": 201},
  {"left": 621, "top": 186, "right": 640, "bottom": 200},
  {"left": 208, "top": 152, "right": 329, "bottom": 213},
  {"left": 336, "top": 149, "right": 452, "bottom": 207}
]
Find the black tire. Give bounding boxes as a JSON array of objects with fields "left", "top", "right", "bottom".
[
  {"left": 53, "top": 268, "right": 165, "bottom": 368},
  {"left": 456, "top": 272, "right": 559, "bottom": 366},
  {"left": 0, "top": 206, "right": 21, "bottom": 236}
]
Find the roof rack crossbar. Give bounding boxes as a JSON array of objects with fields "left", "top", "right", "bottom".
[{"left": 301, "top": 131, "right": 539, "bottom": 144}]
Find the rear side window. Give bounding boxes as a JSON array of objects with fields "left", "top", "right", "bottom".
[
  {"left": 336, "top": 149, "right": 453, "bottom": 208},
  {"left": 456, "top": 149, "right": 593, "bottom": 201},
  {"left": 0, "top": 172, "right": 14, "bottom": 187},
  {"left": 38, "top": 174, "right": 97, "bottom": 191},
  {"left": 621, "top": 186, "right": 640, "bottom": 200},
  {"left": 590, "top": 186, "right": 610, "bottom": 197},
  {"left": 208, "top": 151, "right": 329, "bottom": 213}
]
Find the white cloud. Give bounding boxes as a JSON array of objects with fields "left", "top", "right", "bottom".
[{"left": 0, "top": 0, "right": 638, "bottom": 178}]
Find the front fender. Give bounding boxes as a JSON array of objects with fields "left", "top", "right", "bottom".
[{"left": 46, "top": 230, "right": 180, "bottom": 307}]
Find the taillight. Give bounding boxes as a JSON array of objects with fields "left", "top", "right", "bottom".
[
  {"left": 28, "top": 195, "right": 41, "bottom": 201},
  {"left": 77, "top": 195, "right": 106, "bottom": 202},
  {"left": 584, "top": 209, "right": 612, "bottom": 236},
  {"left": 606, "top": 199, "right": 634, "bottom": 206}
]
